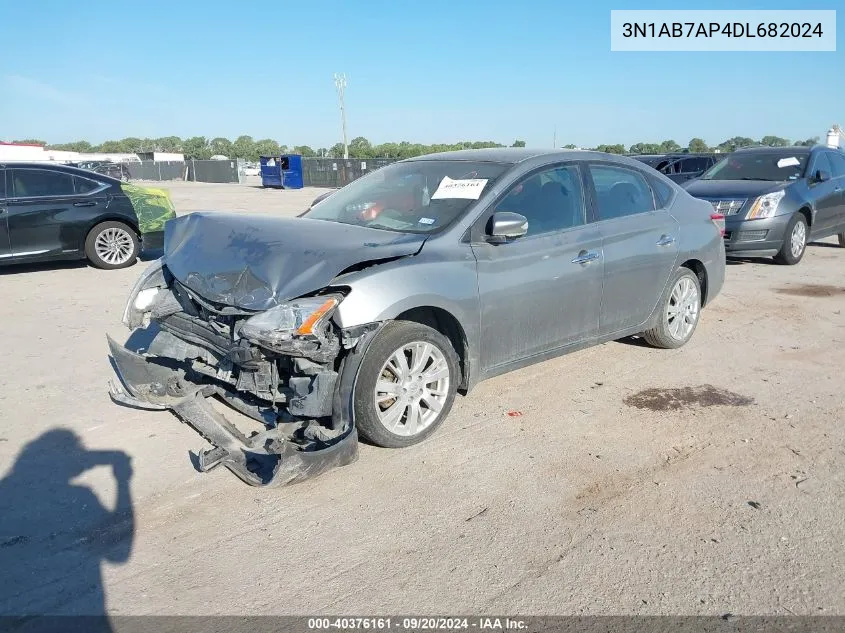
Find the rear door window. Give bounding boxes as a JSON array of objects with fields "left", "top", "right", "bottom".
[
  {"left": 589, "top": 165, "right": 656, "bottom": 220},
  {"left": 10, "top": 168, "right": 76, "bottom": 198}
]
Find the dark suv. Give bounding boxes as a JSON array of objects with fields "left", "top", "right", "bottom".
[
  {"left": 683, "top": 146, "right": 845, "bottom": 264},
  {"left": 631, "top": 153, "right": 720, "bottom": 183},
  {"left": 1, "top": 162, "right": 176, "bottom": 269}
]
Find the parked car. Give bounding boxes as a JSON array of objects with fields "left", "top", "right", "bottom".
[
  {"left": 631, "top": 153, "right": 721, "bottom": 183},
  {"left": 0, "top": 162, "right": 177, "bottom": 269},
  {"left": 107, "top": 149, "right": 725, "bottom": 486},
  {"left": 684, "top": 145, "right": 845, "bottom": 264}
]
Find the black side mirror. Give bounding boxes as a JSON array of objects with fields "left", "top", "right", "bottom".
[
  {"left": 813, "top": 169, "right": 831, "bottom": 183},
  {"left": 487, "top": 211, "right": 528, "bottom": 244}
]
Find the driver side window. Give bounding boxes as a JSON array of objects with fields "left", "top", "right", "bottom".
[{"left": 493, "top": 165, "right": 585, "bottom": 236}]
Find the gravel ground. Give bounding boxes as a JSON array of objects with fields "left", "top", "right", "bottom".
[{"left": 1, "top": 179, "right": 844, "bottom": 616}]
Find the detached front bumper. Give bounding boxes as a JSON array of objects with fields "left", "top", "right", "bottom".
[{"left": 107, "top": 335, "right": 358, "bottom": 487}]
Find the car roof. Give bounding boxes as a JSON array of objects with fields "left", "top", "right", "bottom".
[
  {"left": 0, "top": 161, "right": 121, "bottom": 182},
  {"left": 733, "top": 146, "right": 812, "bottom": 155},
  {"left": 402, "top": 147, "right": 653, "bottom": 167}
]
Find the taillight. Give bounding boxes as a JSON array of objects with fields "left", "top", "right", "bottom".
[{"left": 710, "top": 213, "right": 726, "bottom": 237}]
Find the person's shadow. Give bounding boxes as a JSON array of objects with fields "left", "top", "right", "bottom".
[{"left": 0, "top": 429, "right": 134, "bottom": 633}]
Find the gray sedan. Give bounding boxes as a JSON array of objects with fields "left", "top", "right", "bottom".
[{"left": 107, "top": 149, "right": 725, "bottom": 486}]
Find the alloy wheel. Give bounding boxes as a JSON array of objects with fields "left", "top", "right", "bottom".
[
  {"left": 94, "top": 227, "right": 135, "bottom": 265},
  {"left": 374, "top": 341, "right": 451, "bottom": 437},
  {"left": 667, "top": 276, "right": 700, "bottom": 341}
]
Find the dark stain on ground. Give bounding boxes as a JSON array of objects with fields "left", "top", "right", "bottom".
[
  {"left": 625, "top": 384, "right": 755, "bottom": 411},
  {"left": 776, "top": 284, "right": 845, "bottom": 297}
]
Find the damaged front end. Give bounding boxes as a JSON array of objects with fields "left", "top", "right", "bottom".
[{"left": 107, "top": 258, "right": 376, "bottom": 487}]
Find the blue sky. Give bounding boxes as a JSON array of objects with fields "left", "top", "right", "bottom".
[{"left": 2, "top": 0, "right": 842, "bottom": 148}]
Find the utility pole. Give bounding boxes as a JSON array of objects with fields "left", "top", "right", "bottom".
[
  {"left": 553, "top": 126, "right": 557, "bottom": 149},
  {"left": 334, "top": 73, "right": 349, "bottom": 159}
]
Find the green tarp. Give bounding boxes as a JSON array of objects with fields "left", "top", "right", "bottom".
[{"left": 120, "top": 183, "right": 177, "bottom": 234}]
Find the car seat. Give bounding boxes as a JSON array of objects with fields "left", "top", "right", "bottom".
[{"left": 606, "top": 182, "right": 641, "bottom": 217}]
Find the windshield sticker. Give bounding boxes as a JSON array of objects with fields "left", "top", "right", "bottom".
[
  {"left": 777, "top": 157, "right": 800, "bottom": 168},
  {"left": 431, "top": 176, "right": 489, "bottom": 200},
  {"left": 418, "top": 217, "right": 435, "bottom": 225}
]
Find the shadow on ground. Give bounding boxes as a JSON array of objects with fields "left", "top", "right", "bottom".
[{"left": 0, "top": 429, "right": 134, "bottom": 632}]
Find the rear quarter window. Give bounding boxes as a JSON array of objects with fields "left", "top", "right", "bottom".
[
  {"left": 648, "top": 176, "right": 674, "bottom": 208},
  {"left": 0, "top": 170, "right": 6, "bottom": 199}
]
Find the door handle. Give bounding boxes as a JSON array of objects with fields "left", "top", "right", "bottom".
[
  {"left": 571, "top": 250, "right": 601, "bottom": 265},
  {"left": 73, "top": 201, "right": 97, "bottom": 207},
  {"left": 656, "top": 235, "right": 676, "bottom": 247},
  {"left": 0, "top": 208, "right": 6, "bottom": 215}
]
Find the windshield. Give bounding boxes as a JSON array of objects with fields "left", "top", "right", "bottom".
[
  {"left": 700, "top": 152, "right": 808, "bottom": 182},
  {"left": 302, "top": 160, "right": 509, "bottom": 233}
]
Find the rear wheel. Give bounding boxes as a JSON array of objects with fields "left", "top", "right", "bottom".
[
  {"left": 642, "top": 267, "right": 702, "bottom": 350},
  {"left": 353, "top": 321, "right": 459, "bottom": 448},
  {"left": 838, "top": 232, "right": 845, "bottom": 247},
  {"left": 85, "top": 221, "right": 139, "bottom": 269},
  {"left": 773, "top": 214, "right": 808, "bottom": 265}
]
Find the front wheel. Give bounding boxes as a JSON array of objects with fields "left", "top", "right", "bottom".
[
  {"left": 774, "top": 214, "right": 808, "bottom": 265},
  {"left": 642, "top": 267, "right": 702, "bottom": 350},
  {"left": 838, "top": 232, "right": 845, "bottom": 248},
  {"left": 353, "top": 321, "right": 460, "bottom": 448}
]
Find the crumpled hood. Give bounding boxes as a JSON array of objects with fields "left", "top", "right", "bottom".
[
  {"left": 163, "top": 212, "right": 426, "bottom": 310},
  {"left": 683, "top": 179, "right": 789, "bottom": 198}
]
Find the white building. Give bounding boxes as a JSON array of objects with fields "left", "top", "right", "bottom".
[{"left": 0, "top": 141, "right": 140, "bottom": 163}]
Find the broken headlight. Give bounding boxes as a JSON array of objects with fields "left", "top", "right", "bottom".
[
  {"left": 122, "top": 258, "right": 169, "bottom": 328},
  {"left": 239, "top": 295, "right": 341, "bottom": 352}
]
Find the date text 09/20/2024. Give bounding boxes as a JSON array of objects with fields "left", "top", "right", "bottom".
[
  {"left": 622, "top": 22, "right": 824, "bottom": 39},
  {"left": 307, "top": 617, "right": 528, "bottom": 631}
]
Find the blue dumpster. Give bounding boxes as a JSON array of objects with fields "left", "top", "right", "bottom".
[{"left": 260, "top": 154, "right": 303, "bottom": 189}]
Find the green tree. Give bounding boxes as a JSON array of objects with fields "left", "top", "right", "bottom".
[
  {"left": 253, "top": 138, "right": 281, "bottom": 160},
  {"left": 511, "top": 140, "right": 526, "bottom": 147},
  {"left": 293, "top": 145, "right": 317, "bottom": 157},
  {"left": 98, "top": 141, "right": 124, "bottom": 153},
  {"left": 12, "top": 139, "right": 46, "bottom": 146},
  {"left": 760, "top": 135, "right": 790, "bottom": 147},
  {"left": 208, "top": 137, "right": 233, "bottom": 158},
  {"left": 119, "top": 137, "right": 144, "bottom": 152},
  {"left": 794, "top": 136, "right": 819, "bottom": 147},
  {"left": 659, "top": 139, "right": 681, "bottom": 153},
  {"left": 348, "top": 136, "right": 373, "bottom": 158},
  {"left": 687, "top": 138, "right": 710, "bottom": 153},
  {"left": 232, "top": 135, "right": 255, "bottom": 159},
  {"left": 596, "top": 144, "right": 626, "bottom": 154},
  {"left": 717, "top": 136, "right": 756, "bottom": 153},
  {"left": 183, "top": 136, "right": 210, "bottom": 159},
  {"left": 328, "top": 143, "right": 346, "bottom": 158},
  {"left": 48, "top": 141, "right": 93, "bottom": 152},
  {"left": 630, "top": 142, "right": 661, "bottom": 154},
  {"left": 154, "top": 136, "right": 183, "bottom": 152},
  {"left": 562, "top": 144, "right": 578, "bottom": 149}
]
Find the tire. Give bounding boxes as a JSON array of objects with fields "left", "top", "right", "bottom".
[
  {"left": 353, "top": 321, "right": 460, "bottom": 448},
  {"left": 84, "top": 221, "right": 140, "bottom": 270},
  {"left": 773, "top": 214, "right": 808, "bottom": 265},
  {"left": 838, "top": 233, "right": 845, "bottom": 248},
  {"left": 642, "top": 267, "right": 702, "bottom": 350}
]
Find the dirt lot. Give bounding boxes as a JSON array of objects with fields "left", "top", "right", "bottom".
[{"left": 1, "top": 179, "right": 844, "bottom": 616}]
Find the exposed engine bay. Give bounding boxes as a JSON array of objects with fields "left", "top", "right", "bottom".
[{"left": 108, "top": 257, "right": 379, "bottom": 487}]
